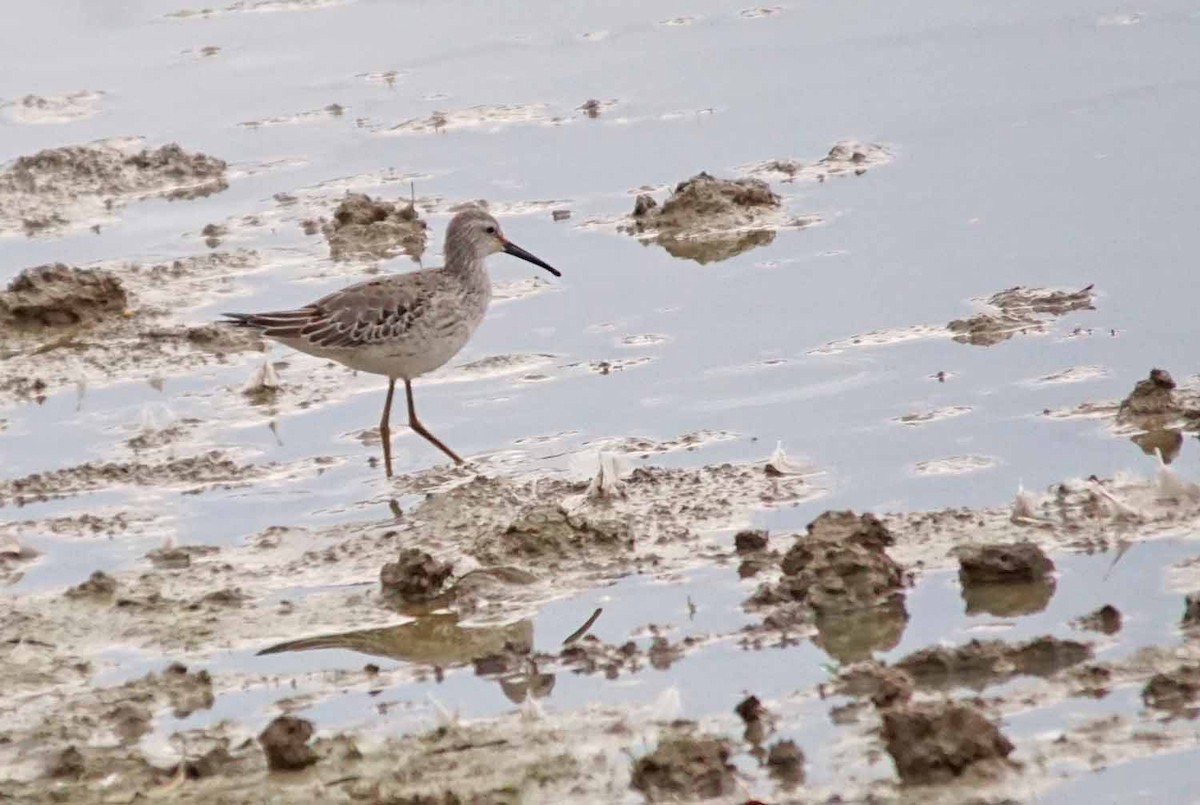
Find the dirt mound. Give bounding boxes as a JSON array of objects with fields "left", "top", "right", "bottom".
[
  {"left": 1115, "top": 369, "right": 1200, "bottom": 433},
  {"left": 258, "top": 715, "right": 317, "bottom": 771},
  {"left": 748, "top": 511, "right": 908, "bottom": 661},
  {"left": 948, "top": 285, "right": 1094, "bottom": 346},
  {"left": 630, "top": 732, "right": 736, "bottom": 801},
  {"left": 0, "top": 142, "right": 227, "bottom": 234},
  {"left": 479, "top": 503, "right": 634, "bottom": 566},
  {"left": 1075, "top": 604, "right": 1122, "bottom": 635},
  {"left": 1142, "top": 664, "right": 1200, "bottom": 714},
  {"left": 837, "top": 661, "right": 914, "bottom": 708},
  {"left": 881, "top": 701, "right": 1015, "bottom": 784},
  {"left": 957, "top": 541, "right": 1057, "bottom": 616},
  {"left": 623, "top": 172, "right": 799, "bottom": 264},
  {"left": 379, "top": 548, "right": 454, "bottom": 603},
  {"left": 896, "top": 636, "right": 1092, "bottom": 690},
  {"left": 314, "top": 192, "right": 427, "bottom": 260},
  {"left": 0, "top": 264, "right": 127, "bottom": 329}
]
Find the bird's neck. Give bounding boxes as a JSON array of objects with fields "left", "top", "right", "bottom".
[{"left": 444, "top": 240, "right": 487, "bottom": 280}]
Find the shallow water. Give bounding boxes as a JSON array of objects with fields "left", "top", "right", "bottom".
[{"left": 4, "top": 0, "right": 1200, "bottom": 800}]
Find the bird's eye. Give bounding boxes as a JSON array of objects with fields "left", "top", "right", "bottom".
[{"left": 484, "top": 225, "right": 497, "bottom": 235}]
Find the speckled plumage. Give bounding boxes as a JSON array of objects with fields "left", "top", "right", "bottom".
[{"left": 223, "top": 207, "right": 560, "bottom": 471}]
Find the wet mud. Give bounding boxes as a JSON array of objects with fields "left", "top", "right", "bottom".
[
  {"left": 0, "top": 141, "right": 227, "bottom": 236},
  {"left": 3, "top": 2, "right": 1200, "bottom": 803}
]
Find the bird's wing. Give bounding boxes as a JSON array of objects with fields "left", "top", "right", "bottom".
[{"left": 225, "top": 274, "right": 433, "bottom": 349}]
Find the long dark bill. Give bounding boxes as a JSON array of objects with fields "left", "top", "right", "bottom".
[{"left": 503, "top": 240, "right": 561, "bottom": 277}]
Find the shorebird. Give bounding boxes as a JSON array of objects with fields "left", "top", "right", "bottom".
[{"left": 223, "top": 207, "right": 560, "bottom": 475}]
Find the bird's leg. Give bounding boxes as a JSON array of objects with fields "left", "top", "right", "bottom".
[
  {"left": 404, "top": 378, "right": 464, "bottom": 465},
  {"left": 380, "top": 378, "right": 396, "bottom": 478}
]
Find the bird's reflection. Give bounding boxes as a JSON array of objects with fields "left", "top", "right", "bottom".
[
  {"left": 258, "top": 612, "right": 533, "bottom": 667},
  {"left": 258, "top": 605, "right": 603, "bottom": 705}
]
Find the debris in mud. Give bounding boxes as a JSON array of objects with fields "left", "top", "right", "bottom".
[
  {"left": 630, "top": 731, "right": 737, "bottom": 801},
  {"left": 0, "top": 264, "right": 127, "bottom": 329},
  {"left": 881, "top": 701, "right": 1015, "bottom": 784},
  {"left": 948, "top": 285, "right": 1095, "bottom": 346},
  {"left": 64, "top": 570, "right": 117, "bottom": 600},
  {"left": 896, "top": 636, "right": 1092, "bottom": 690},
  {"left": 623, "top": 172, "right": 805, "bottom": 264},
  {"left": 1075, "top": 604, "right": 1122, "bottom": 635},
  {"left": 742, "top": 141, "right": 892, "bottom": 183},
  {"left": 957, "top": 542, "right": 1057, "bottom": 616},
  {"left": 765, "top": 739, "right": 805, "bottom": 787},
  {"left": 837, "top": 661, "right": 915, "bottom": 708},
  {"left": 258, "top": 715, "right": 318, "bottom": 771},
  {"left": 0, "top": 141, "right": 227, "bottom": 235},
  {"left": 380, "top": 548, "right": 454, "bottom": 603},
  {"left": 316, "top": 192, "right": 427, "bottom": 261},
  {"left": 242, "top": 360, "right": 281, "bottom": 400}
]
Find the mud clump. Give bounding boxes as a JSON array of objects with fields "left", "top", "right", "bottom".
[
  {"left": 319, "top": 192, "right": 427, "bottom": 261},
  {"left": 957, "top": 542, "right": 1056, "bottom": 616},
  {"left": 735, "top": 695, "right": 772, "bottom": 745},
  {"left": 748, "top": 511, "right": 908, "bottom": 661},
  {"left": 0, "top": 142, "right": 227, "bottom": 234},
  {"left": 486, "top": 504, "right": 633, "bottom": 566},
  {"left": 630, "top": 732, "right": 736, "bottom": 801},
  {"left": 1143, "top": 665, "right": 1200, "bottom": 713},
  {"left": 948, "top": 285, "right": 1094, "bottom": 346},
  {"left": 64, "top": 570, "right": 117, "bottom": 600},
  {"left": 765, "top": 739, "right": 805, "bottom": 787},
  {"left": 158, "top": 661, "right": 215, "bottom": 716},
  {"left": 624, "top": 172, "right": 786, "bottom": 264},
  {"left": 837, "top": 661, "right": 914, "bottom": 708},
  {"left": 380, "top": 548, "right": 453, "bottom": 603},
  {"left": 896, "top": 636, "right": 1091, "bottom": 690},
  {"left": 1075, "top": 604, "right": 1122, "bottom": 635},
  {"left": 881, "top": 701, "right": 1015, "bottom": 784},
  {"left": 0, "top": 264, "right": 127, "bottom": 329},
  {"left": 1116, "top": 369, "right": 1199, "bottom": 431},
  {"left": 258, "top": 715, "right": 318, "bottom": 771},
  {"left": 45, "top": 746, "right": 86, "bottom": 780}
]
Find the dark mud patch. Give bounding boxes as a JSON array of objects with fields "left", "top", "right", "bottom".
[
  {"left": 957, "top": 541, "right": 1057, "bottom": 616},
  {"left": 258, "top": 715, "right": 317, "bottom": 770},
  {"left": 630, "top": 731, "right": 737, "bottom": 801},
  {"left": 379, "top": 548, "right": 454, "bottom": 603},
  {"left": 0, "top": 251, "right": 266, "bottom": 406},
  {"left": 948, "top": 284, "right": 1095, "bottom": 346},
  {"left": 1075, "top": 604, "right": 1123, "bottom": 635},
  {"left": 1143, "top": 664, "right": 1200, "bottom": 715},
  {"left": 745, "top": 511, "right": 909, "bottom": 662},
  {"left": 896, "top": 636, "right": 1092, "bottom": 691},
  {"left": 741, "top": 140, "right": 892, "bottom": 183},
  {"left": 0, "top": 451, "right": 265, "bottom": 507},
  {"left": 310, "top": 191, "right": 427, "bottom": 261},
  {"left": 881, "top": 701, "right": 1015, "bottom": 784},
  {"left": 837, "top": 661, "right": 915, "bottom": 708},
  {"left": 0, "top": 264, "right": 128, "bottom": 329},
  {"left": 621, "top": 172, "right": 812, "bottom": 264},
  {"left": 0, "top": 141, "right": 227, "bottom": 236}
]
